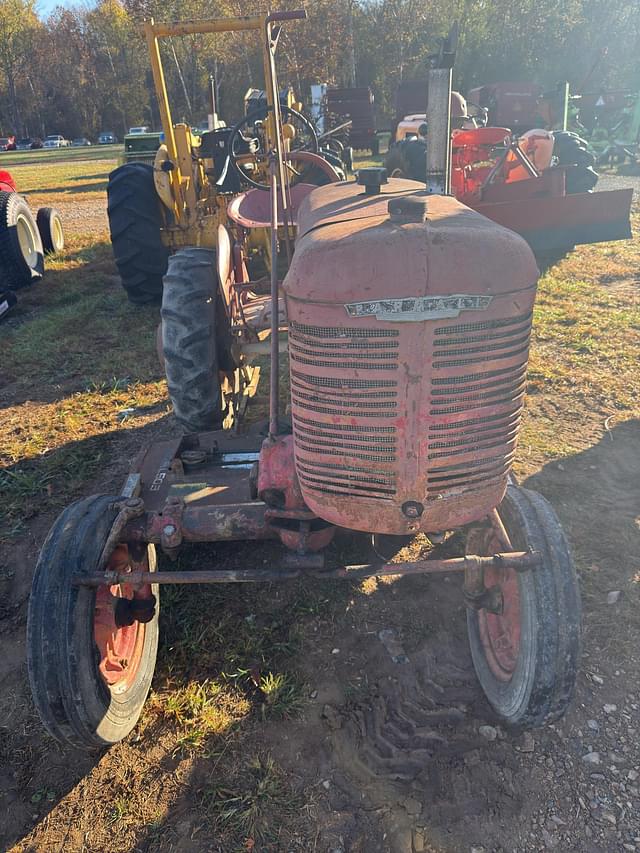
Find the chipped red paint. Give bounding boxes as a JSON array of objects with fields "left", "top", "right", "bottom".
[
  {"left": 93, "top": 544, "right": 147, "bottom": 689},
  {"left": 257, "top": 434, "right": 336, "bottom": 551},
  {"left": 257, "top": 434, "right": 307, "bottom": 510}
]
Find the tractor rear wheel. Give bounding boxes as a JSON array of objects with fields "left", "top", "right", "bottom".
[
  {"left": 27, "top": 495, "right": 159, "bottom": 749},
  {"left": 466, "top": 484, "right": 581, "bottom": 728},
  {"left": 0, "top": 191, "right": 44, "bottom": 289},
  {"left": 107, "top": 162, "right": 169, "bottom": 304},
  {"left": 384, "top": 139, "right": 426, "bottom": 181},
  {"left": 161, "top": 247, "right": 224, "bottom": 432}
]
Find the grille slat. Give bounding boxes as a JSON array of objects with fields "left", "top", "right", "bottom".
[
  {"left": 290, "top": 352, "right": 399, "bottom": 370},
  {"left": 433, "top": 311, "right": 532, "bottom": 336},
  {"left": 425, "top": 316, "right": 530, "bottom": 499},
  {"left": 433, "top": 331, "right": 531, "bottom": 358},
  {"left": 290, "top": 320, "right": 399, "bottom": 339},
  {"left": 290, "top": 322, "right": 400, "bottom": 499}
]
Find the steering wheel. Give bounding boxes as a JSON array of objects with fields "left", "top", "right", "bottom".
[{"left": 227, "top": 105, "right": 319, "bottom": 190}]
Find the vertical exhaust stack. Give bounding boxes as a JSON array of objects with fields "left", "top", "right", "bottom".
[{"left": 425, "top": 24, "right": 458, "bottom": 195}]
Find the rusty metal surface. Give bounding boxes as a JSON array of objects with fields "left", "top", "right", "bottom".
[
  {"left": 295, "top": 177, "right": 422, "bottom": 239},
  {"left": 97, "top": 498, "right": 145, "bottom": 571},
  {"left": 473, "top": 187, "right": 633, "bottom": 250},
  {"left": 76, "top": 550, "right": 540, "bottom": 587},
  {"left": 121, "top": 502, "right": 276, "bottom": 545},
  {"left": 130, "top": 430, "right": 264, "bottom": 513},
  {"left": 283, "top": 181, "right": 538, "bottom": 536}
]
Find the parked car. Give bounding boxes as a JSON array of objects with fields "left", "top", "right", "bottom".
[
  {"left": 0, "top": 136, "right": 16, "bottom": 151},
  {"left": 71, "top": 137, "right": 92, "bottom": 147},
  {"left": 16, "top": 138, "right": 34, "bottom": 151},
  {"left": 98, "top": 131, "right": 118, "bottom": 144},
  {"left": 43, "top": 135, "right": 71, "bottom": 149},
  {"left": 128, "top": 126, "right": 149, "bottom": 135}
]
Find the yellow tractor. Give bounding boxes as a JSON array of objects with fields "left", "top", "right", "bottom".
[{"left": 107, "top": 11, "right": 342, "bottom": 431}]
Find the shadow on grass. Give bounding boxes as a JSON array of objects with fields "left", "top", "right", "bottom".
[
  {"left": 24, "top": 181, "right": 108, "bottom": 196},
  {"left": 1, "top": 245, "right": 161, "bottom": 408}
]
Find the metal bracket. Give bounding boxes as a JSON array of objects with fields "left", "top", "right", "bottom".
[
  {"left": 464, "top": 584, "right": 504, "bottom": 615},
  {"left": 159, "top": 496, "right": 185, "bottom": 558},
  {"left": 98, "top": 498, "right": 145, "bottom": 572}
]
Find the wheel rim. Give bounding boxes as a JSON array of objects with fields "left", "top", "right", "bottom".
[
  {"left": 474, "top": 527, "right": 522, "bottom": 682},
  {"left": 93, "top": 544, "right": 147, "bottom": 695},
  {"left": 52, "top": 216, "right": 64, "bottom": 250},
  {"left": 16, "top": 213, "right": 38, "bottom": 268}
]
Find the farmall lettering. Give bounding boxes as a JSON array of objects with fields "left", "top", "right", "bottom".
[
  {"left": 149, "top": 450, "right": 176, "bottom": 491},
  {"left": 344, "top": 294, "right": 493, "bottom": 321}
]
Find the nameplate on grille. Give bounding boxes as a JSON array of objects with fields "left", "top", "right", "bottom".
[{"left": 344, "top": 295, "right": 493, "bottom": 322}]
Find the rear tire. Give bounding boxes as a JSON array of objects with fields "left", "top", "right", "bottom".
[
  {"left": 107, "top": 162, "right": 169, "bottom": 304},
  {"left": 27, "top": 495, "right": 159, "bottom": 749},
  {"left": 384, "top": 139, "right": 426, "bottom": 181},
  {"left": 161, "top": 247, "right": 223, "bottom": 432},
  {"left": 0, "top": 191, "right": 44, "bottom": 289},
  {"left": 36, "top": 206, "right": 65, "bottom": 254},
  {"left": 466, "top": 485, "right": 581, "bottom": 728}
]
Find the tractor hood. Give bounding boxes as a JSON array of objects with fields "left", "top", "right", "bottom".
[{"left": 285, "top": 177, "right": 539, "bottom": 307}]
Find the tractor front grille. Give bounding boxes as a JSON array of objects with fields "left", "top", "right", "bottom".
[
  {"left": 289, "top": 308, "right": 533, "bottom": 518},
  {"left": 290, "top": 322, "right": 399, "bottom": 499},
  {"left": 425, "top": 312, "right": 531, "bottom": 499}
]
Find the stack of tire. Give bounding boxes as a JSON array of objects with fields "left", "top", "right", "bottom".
[
  {"left": 0, "top": 188, "right": 64, "bottom": 318},
  {"left": 551, "top": 131, "right": 599, "bottom": 194}
]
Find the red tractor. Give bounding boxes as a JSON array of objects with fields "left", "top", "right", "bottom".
[
  {"left": 0, "top": 169, "right": 65, "bottom": 316},
  {"left": 387, "top": 87, "right": 632, "bottom": 265},
  {"left": 26, "top": 18, "right": 581, "bottom": 750}
]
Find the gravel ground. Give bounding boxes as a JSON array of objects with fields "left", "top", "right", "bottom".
[{"left": 596, "top": 170, "right": 640, "bottom": 200}]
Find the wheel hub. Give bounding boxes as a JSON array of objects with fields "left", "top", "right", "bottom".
[
  {"left": 93, "top": 544, "right": 147, "bottom": 693},
  {"left": 16, "top": 213, "right": 38, "bottom": 268},
  {"left": 478, "top": 561, "right": 521, "bottom": 682}
]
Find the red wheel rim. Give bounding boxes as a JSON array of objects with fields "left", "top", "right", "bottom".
[
  {"left": 93, "top": 544, "right": 146, "bottom": 694},
  {"left": 475, "top": 531, "right": 522, "bottom": 682}
]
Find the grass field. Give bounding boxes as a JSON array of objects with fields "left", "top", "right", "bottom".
[
  {"left": 0, "top": 144, "right": 121, "bottom": 167},
  {"left": 1, "top": 155, "right": 639, "bottom": 852}
]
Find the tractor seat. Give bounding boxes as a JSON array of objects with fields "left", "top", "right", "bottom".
[
  {"left": 217, "top": 224, "right": 286, "bottom": 334},
  {"left": 237, "top": 294, "right": 287, "bottom": 329},
  {"left": 226, "top": 182, "right": 317, "bottom": 229}
]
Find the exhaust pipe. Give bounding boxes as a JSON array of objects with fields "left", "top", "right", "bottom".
[{"left": 425, "top": 23, "right": 458, "bottom": 195}]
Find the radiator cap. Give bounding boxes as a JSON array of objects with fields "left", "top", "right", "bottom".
[
  {"left": 357, "top": 167, "right": 388, "bottom": 195},
  {"left": 388, "top": 194, "right": 429, "bottom": 223}
]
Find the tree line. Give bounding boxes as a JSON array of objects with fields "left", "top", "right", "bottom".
[{"left": 0, "top": 0, "right": 638, "bottom": 139}]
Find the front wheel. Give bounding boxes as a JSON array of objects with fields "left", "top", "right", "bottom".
[
  {"left": 466, "top": 485, "right": 581, "bottom": 728},
  {"left": 27, "top": 495, "right": 159, "bottom": 749}
]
